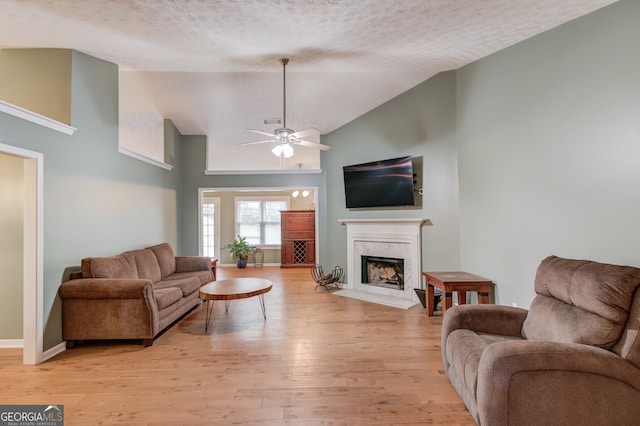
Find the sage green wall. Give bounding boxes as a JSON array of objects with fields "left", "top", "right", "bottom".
[
  {"left": 323, "top": 71, "right": 461, "bottom": 278},
  {"left": 178, "top": 135, "right": 327, "bottom": 261},
  {"left": 0, "top": 152, "right": 24, "bottom": 339},
  {"left": 456, "top": 0, "right": 640, "bottom": 307},
  {"left": 0, "top": 51, "right": 180, "bottom": 350}
]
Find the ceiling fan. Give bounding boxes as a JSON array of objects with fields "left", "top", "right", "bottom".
[{"left": 240, "top": 58, "right": 331, "bottom": 159}]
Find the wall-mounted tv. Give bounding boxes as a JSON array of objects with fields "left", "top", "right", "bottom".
[{"left": 343, "top": 156, "right": 415, "bottom": 209}]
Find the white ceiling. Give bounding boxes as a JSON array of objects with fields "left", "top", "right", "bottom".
[{"left": 0, "top": 0, "right": 618, "bottom": 171}]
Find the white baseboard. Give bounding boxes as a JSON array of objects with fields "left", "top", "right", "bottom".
[
  {"left": 0, "top": 340, "right": 66, "bottom": 363},
  {"left": 0, "top": 339, "right": 24, "bottom": 348},
  {"left": 219, "top": 263, "right": 281, "bottom": 267},
  {"left": 42, "top": 342, "right": 66, "bottom": 362}
]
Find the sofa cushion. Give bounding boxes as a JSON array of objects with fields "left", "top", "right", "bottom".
[
  {"left": 154, "top": 287, "right": 183, "bottom": 310},
  {"left": 523, "top": 256, "right": 640, "bottom": 349},
  {"left": 167, "top": 270, "right": 213, "bottom": 286},
  {"left": 126, "top": 249, "right": 162, "bottom": 283},
  {"left": 81, "top": 254, "right": 138, "bottom": 279},
  {"left": 446, "top": 329, "right": 523, "bottom": 400},
  {"left": 155, "top": 277, "right": 201, "bottom": 297},
  {"left": 148, "top": 243, "right": 176, "bottom": 279}
]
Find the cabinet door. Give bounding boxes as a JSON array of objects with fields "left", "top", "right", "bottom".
[
  {"left": 281, "top": 211, "right": 315, "bottom": 240},
  {"left": 306, "top": 240, "right": 316, "bottom": 263},
  {"left": 281, "top": 241, "right": 294, "bottom": 264}
]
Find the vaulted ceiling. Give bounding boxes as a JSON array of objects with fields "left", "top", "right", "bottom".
[{"left": 0, "top": 0, "right": 618, "bottom": 171}]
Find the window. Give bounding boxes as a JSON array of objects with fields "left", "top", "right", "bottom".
[
  {"left": 235, "top": 197, "right": 289, "bottom": 247},
  {"left": 202, "top": 203, "right": 215, "bottom": 257},
  {"left": 201, "top": 196, "right": 220, "bottom": 258}
]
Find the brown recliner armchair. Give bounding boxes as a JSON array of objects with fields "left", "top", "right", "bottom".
[{"left": 441, "top": 256, "right": 640, "bottom": 425}]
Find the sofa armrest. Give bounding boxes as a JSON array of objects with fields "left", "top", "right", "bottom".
[
  {"left": 175, "top": 256, "right": 211, "bottom": 273},
  {"left": 59, "top": 278, "right": 160, "bottom": 342},
  {"left": 441, "top": 304, "right": 528, "bottom": 372},
  {"left": 478, "top": 340, "right": 640, "bottom": 425},
  {"left": 59, "top": 278, "right": 155, "bottom": 300},
  {"left": 442, "top": 303, "right": 527, "bottom": 339}
]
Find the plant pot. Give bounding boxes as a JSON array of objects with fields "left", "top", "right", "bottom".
[{"left": 236, "top": 258, "right": 248, "bottom": 269}]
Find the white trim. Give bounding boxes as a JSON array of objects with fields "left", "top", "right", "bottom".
[
  {"left": 0, "top": 100, "right": 77, "bottom": 135},
  {"left": 42, "top": 341, "right": 66, "bottom": 362},
  {"left": 118, "top": 146, "right": 173, "bottom": 170},
  {"left": 0, "top": 142, "right": 44, "bottom": 365},
  {"left": 338, "top": 218, "right": 431, "bottom": 226},
  {"left": 338, "top": 218, "right": 429, "bottom": 304},
  {"left": 204, "top": 169, "right": 322, "bottom": 175},
  {"left": 199, "top": 186, "right": 320, "bottom": 265},
  {"left": 0, "top": 339, "right": 24, "bottom": 348},
  {"left": 198, "top": 193, "right": 221, "bottom": 259}
]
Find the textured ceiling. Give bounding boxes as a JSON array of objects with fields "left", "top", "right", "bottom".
[{"left": 0, "top": 0, "right": 618, "bottom": 171}]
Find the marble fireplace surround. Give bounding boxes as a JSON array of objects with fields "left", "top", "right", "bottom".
[{"left": 337, "top": 218, "right": 428, "bottom": 308}]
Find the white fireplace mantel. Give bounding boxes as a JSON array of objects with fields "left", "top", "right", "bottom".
[
  {"left": 336, "top": 218, "right": 430, "bottom": 307},
  {"left": 338, "top": 218, "right": 430, "bottom": 226}
]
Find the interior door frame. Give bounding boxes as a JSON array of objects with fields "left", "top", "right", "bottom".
[
  {"left": 0, "top": 142, "right": 44, "bottom": 365},
  {"left": 198, "top": 192, "right": 221, "bottom": 259},
  {"left": 198, "top": 186, "right": 320, "bottom": 265}
]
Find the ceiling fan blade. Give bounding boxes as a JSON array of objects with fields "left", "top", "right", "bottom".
[
  {"left": 294, "top": 139, "right": 331, "bottom": 151},
  {"left": 290, "top": 128, "right": 319, "bottom": 139},
  {"left": 247, "top": 129, "right": 276, "bottom": 138},
  {"left": 239, "top": 139, "right": 275, "bottom": 146}
]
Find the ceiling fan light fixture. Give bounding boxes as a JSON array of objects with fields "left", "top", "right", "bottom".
[
  {"left": 271, "top": 143, "right": 294, "bottom": 158},
  {"left": 282, "top": 144, "right": 294, "bottom": 158},
  {"left": 241, "top": 58, "right": 331, "bottom": 162}
]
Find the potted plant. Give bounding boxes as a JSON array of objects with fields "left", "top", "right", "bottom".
[{"left": 222, "top": 235, "right": 253, "bottom": 268}]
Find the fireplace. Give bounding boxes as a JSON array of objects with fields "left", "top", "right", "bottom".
[
  {"left": 361, "top": 255, "right": 404, "bottom": 290},
  {"left": 337, "top": 218, "right": 428, "bottom": 307}
]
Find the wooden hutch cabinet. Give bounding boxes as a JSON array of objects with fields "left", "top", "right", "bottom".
[{"left": 280, "top": 210, "right": 316, "bottom": 268}]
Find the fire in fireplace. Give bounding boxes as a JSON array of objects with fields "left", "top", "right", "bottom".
[{"left": 361, "top": 255, "right": 404, "bottom": 290}]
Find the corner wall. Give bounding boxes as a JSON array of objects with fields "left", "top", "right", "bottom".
[
  {"left": 456, "top": 0, "right": 640, "bottom": 307},
  {"left": 323, "top": 71, "right": 461, "bottom": 276}
]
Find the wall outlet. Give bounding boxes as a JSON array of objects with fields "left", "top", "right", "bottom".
[{"left": 512, "top": 302, "right": 518, "bottom": 308}]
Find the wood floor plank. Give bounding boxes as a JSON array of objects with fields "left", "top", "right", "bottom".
[{"left": 0, "top": 266, "right": 474, "bottom": 425}]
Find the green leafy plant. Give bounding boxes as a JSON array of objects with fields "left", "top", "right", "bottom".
[{"left": 222, "top": 235, "right": 253, "bottom": 260}]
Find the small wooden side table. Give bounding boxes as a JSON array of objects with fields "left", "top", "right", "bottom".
[{"left": 422, "top": 271, "right": 492, "bottom": 316}]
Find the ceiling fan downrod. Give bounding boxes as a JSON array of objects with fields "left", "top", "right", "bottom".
[{"left": 280, "top": 58, "right": 290, "bottom": 139}]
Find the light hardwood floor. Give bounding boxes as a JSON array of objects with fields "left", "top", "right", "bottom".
[{"left": 0, "top": 266, "right": 474, "bottom": 425}]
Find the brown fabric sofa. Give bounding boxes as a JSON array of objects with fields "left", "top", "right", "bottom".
[
  {"left": 59, "top": 243, "right": 213, "bottom": 347},
  {"left": 441, "top": 256, "right": 640, "bottom": 425}
]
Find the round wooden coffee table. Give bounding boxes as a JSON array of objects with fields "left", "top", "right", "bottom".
[{"left": 199, "top": 277, "right": 272, "bottom": 331}]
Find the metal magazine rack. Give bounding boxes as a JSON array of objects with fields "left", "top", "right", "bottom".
[{"left": 311, "top": 264, "right": 343, "bottom": 291}]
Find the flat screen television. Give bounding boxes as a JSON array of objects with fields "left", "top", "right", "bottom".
[{"left": 343, "top": 156, "right": 415, "bottom": 208}]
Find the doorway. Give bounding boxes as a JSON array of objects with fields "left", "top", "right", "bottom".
[
  {"left": 198, "top": 187, "right": 319, "bottom": 266},
  {"left": 0, "top": 143, "right": 43, "bottom": 365}
]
